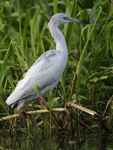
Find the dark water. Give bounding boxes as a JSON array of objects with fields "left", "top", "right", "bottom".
[{"left": 0, "top": 129, "right": 113, "bottom": 150}]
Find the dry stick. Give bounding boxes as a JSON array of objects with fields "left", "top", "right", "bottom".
[
  {"left": 67, "top": 102, "right": 99, "bottom": 116},
  {"left": 0, "top": 108, "right": 69, "bottom": 122},
  {"left": 103, "top": 95, "right": 113, "bottom": 116},
  {"left": 69, "top": 72, "right": 76, "bottom": 102},
  {"left": 68, "top": 72, "right": 77, "bottom": 135}
]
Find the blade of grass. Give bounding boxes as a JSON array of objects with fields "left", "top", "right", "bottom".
[
  {"left": 65, "top": 0, "right": 72, "bottom": 11},
  {"left": 0, "top": 38, "right": 14, "bottom": 87},
  {"left": 100, "top": 2, "right": 113, "bottom": 35},
  {"left": 76, "top": 7, "right": 102, "bottom": 103},
  {"left": 105, "top": 20, "right": 113, "bottom": 57},
  {"left": 17, "top": 0, "right": 24, "bottom": 57},
  {"left": 23, "top": 9, "right": 30, "bottom": 47},
  {"left": 65, "top": 0, "right": 77, "bottom": 51},
  {"left": 0, "top": 95, "right": 9, "bottom": 116},
  {"left": 25, "top": 40, "right": 31, "bottom": 69},
  {"left": 53, "top": 0, "right": 57, "bottom": 14}
]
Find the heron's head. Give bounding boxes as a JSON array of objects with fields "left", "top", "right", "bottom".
[{"left": 48, "top": 13, "right": 89, "bottom": 28}]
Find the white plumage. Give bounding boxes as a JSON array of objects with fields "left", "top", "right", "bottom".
[{"left": 6, "top": 13, "right": 88, "bottom": 111}]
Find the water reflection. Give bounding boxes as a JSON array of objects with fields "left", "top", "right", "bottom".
[{"left": 0, "top": 128, "right": 113, "bottom": 150}]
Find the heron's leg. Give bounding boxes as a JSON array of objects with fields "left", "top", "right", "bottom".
[
  {"left": 37, "top": 93, "right": 49, "bottom": 110},
  {"left": 37, "top": 93, "right": 58, "bottom": 126}
]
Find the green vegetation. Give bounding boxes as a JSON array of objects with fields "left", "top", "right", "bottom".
[{"left": 0, "top": 0, "right": 113, "bottom": 146}]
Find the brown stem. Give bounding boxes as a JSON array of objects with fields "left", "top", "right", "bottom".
[
  {"left": 37, "top": 94, "right": 59, "bottom": 126},
  {"left": 103, "top": 95, "right": 113, "bottom": 116},
  {"left": 69, "top": 72, "right": 76, "bottom": 102}
]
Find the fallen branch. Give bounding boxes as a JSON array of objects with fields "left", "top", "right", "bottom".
[
  {"left": 67, "top": 102, "right": 99, "bottom": 116},
  {"left": 0, "top": 108, "right": 69, "bottom": 122}
]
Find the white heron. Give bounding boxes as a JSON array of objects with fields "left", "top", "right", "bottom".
[{"left": 6, "top": 13, "right": 88, "bottom": 111}]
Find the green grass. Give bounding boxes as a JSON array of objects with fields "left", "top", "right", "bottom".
[{"left": 0, "top": 0, "right": 113, "bottom": 132}]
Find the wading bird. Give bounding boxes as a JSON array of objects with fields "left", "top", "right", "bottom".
[{"left": 6, "top": 13, "right": 88, "bottom": 111}]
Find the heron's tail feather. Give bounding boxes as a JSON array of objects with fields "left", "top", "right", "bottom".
[
  {"left": 6, "top": 93, "right": 38, "bottom": 111},
  {"left": 6, "top": 89, "right": 24, "bottom": 106},
  {"left": 16, "top": 94, "right": 38, "bottom": 111}
]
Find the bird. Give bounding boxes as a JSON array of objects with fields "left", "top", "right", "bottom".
[{"left": 6, "top": 13, "right": 89, "bottom": 111}]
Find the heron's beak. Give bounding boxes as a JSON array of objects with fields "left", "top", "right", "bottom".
[{"left": 69, "top": 18, "right": 90, "bottom": 24}]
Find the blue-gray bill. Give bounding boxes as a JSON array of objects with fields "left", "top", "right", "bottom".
[{"left": 69, "top": 18, "right": 90, "bottom": 24}]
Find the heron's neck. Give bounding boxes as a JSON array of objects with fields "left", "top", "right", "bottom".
[{"left": 50, "top": 26, "right": 68, "bottom": 61}]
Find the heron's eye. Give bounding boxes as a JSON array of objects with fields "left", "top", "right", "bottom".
[{"left": 63, "top": 17, "right": 68, "bottom": 20}]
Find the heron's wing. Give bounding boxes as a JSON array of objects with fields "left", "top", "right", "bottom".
[
  {"left": 16, "top": 50, "right": 63, "bottom": 91},
  {"left": 26, "top": 50, "right": 58, "bottom": 76},
  {"left": 27, "top": 50, "right": 56, "bottom": 72}
]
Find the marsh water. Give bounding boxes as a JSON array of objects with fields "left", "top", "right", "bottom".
[{"left": 0, "top": 128, "right": 113, "bottom": 150}]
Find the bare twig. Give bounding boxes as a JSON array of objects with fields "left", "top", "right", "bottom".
[
  {"left": 0, "top": 108, "right": 69, "bottom": 122},
  {"left": 103, "top": 95, "right": 113, "bottom": 116},
  {"left": 67, "top": 102, "right": 99, "bottom": 116}
]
